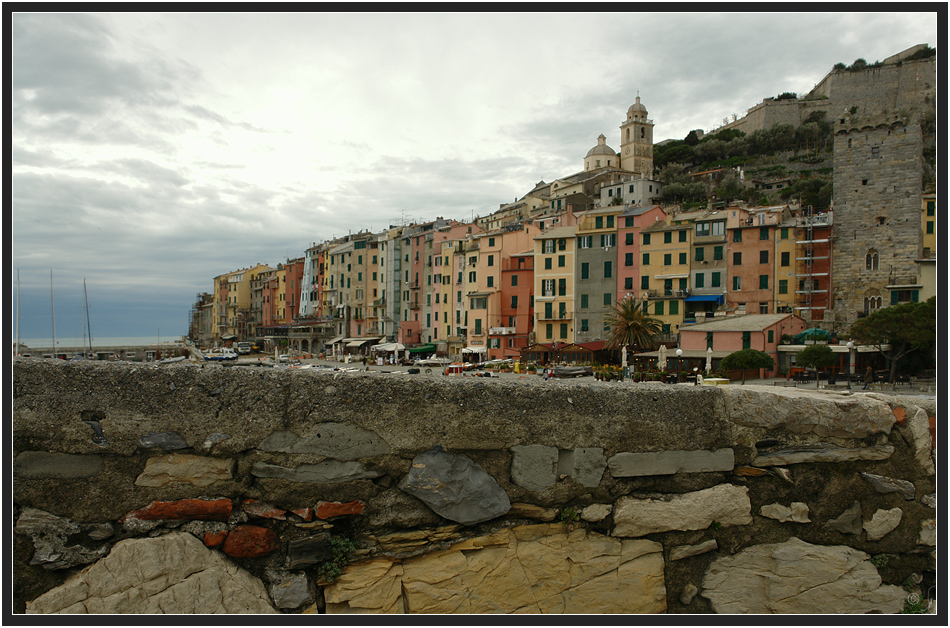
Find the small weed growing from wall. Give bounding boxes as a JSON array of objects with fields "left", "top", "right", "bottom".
[
  {"left": 317, "top": 535, "right": 358, "bottom": 583},
  {"left": 557, "top": 507, "right": 580, "bottom": 524},
  {"left": 870, "top": 554, "right": 889, "bottom": 569}
]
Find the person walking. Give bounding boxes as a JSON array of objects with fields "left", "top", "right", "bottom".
[{"left": 863, "top": 366, "right": 874, "bottom": 390}]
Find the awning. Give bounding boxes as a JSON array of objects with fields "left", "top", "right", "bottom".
[
  {"left": 685, "top": 295, "right": 725, "bottom": 304},
  {"left": 371, "top": 342, "right": 405, "bottom": 352},
  {"left": 462, "top": 346, "right": 487, "bottom": 354},
  {"left": 407, "top": 343, "right": 437, "bottom": 354},
  {"left": 346, "top": 337, "right": 382, "bottom": 348},
  {"left": 327, "top": 335, "right": 346, "bottom": 345}
]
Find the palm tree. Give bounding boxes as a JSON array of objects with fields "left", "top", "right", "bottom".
[{"left": 606, "top": 296, "right": 662, "bottom": 353}]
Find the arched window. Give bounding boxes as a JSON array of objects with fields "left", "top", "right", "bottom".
[
  {"left": 865, "top": 250, "right": 879, "bottom": 271},
  {"left": 864, "top": 294, "right": 883, "bottom": 314}
]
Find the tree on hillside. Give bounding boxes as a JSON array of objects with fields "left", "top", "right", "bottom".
[
  {"left": 605, "top": 296, "right": 662, "bottom": 353},
  {"left": 720, "top": 348, "right": 774, "bottom": 384},
  {"left": 795, "top": 344, "right": 836, "bottom": 384},
  {"left": 849, "top": 298, "right": 936, "bottom": 383}
]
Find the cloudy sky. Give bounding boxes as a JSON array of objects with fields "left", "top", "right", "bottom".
[{"left": 11, "top": 11, "right": 937, "bottom": 343}]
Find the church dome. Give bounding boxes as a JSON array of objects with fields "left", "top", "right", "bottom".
[{"left": 585, "top": 134, "right": 616, "bottom": 157}]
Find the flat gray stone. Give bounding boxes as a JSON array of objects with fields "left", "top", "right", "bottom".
[
  {"left": 138, "top": 431, "right": 189, "bottom": 450},
  {"left": 608, "top": 449, "right": 734, "bottom": 477},
  {"left": 398, "top": 445, "right": 510, "bottom": 526},
  {"left": 269, "top": 572, "right": 313, "bottom": 609},
  {"left": 557, "top": 447, "right": 606, "bottom": 487},
  {"left": 286, "top": 534, "right": 332, "bottom": 569},
  {"left": 510, "top": 444, "right": 558, "bottom": 492},
  {"left": 251, "top": 460, "right": 381, "bottom": 483},
  {"left": 859, "top": 472, "right": 916, "bottom": 500},
  {"left": 680, "top": 583, "right": 699, "bottom": 605},
  {"left": 258, "top": 423, "right": 390, "bottom": 459},
  {"left": 15, "top": 507, "right": 110, "bottom": 570},
  {"left": 822, "top": 501, "right": 863, "bottom": 535},
  {"left": 13, "top": 451, "right": 103, "bottom": 479},
  {"left": 752, "top": 444, "right": 893, "bottom": 466}
]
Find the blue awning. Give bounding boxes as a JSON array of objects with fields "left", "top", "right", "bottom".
[{"left": 685, "top": 295, "right": 724, "bottom": 303}]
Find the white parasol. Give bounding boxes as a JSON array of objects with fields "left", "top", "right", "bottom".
[{"left": 657, "top": 344, "right": 667, "bottom": 371}]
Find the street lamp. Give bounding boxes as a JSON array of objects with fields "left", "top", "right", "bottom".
[
  {"left": 676, "top": 348, "right": 683, "bottom": 373},
  {"left": 846, "top": 340, "right": 855, "bottom": 392}
]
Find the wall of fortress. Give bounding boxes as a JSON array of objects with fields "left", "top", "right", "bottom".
[
  {"left": 13, "top": 359, "right": 936, "bottom": 614},
  {"left": 711, "top": 57, "right": 936, "bottom": 137}
]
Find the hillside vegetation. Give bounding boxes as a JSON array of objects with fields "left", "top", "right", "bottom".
[{"left": 654, "top": 110, "right": 834, "bottom": 209}]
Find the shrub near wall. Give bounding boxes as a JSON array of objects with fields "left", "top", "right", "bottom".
[{"left": 12, "top": 359, "right": 936, "bottom": 614}]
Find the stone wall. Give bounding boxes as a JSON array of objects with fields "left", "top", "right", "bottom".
[{"left": 12, "top": 359, "right": 936, "bottom": 614}]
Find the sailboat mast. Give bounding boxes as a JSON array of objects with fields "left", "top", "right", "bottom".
[
  {"left": 16, "top": 269, "right": 20, "bottom": 357},
  {"left": 84, "top": 279, "right": 93, "bottom": 357},
  {"left": 50, "top": 270, "right": 56, "bottom": 358}
]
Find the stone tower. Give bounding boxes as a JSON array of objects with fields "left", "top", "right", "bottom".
[
  {"left": 831, "top": 111, "right": 923, "bottom": 330},
  {"left": 619, "top": 96, "right": 654, "bottom": 176}
]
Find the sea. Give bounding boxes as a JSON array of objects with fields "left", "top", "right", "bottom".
[{"left": 15, "top": 336, "right": 184, "bottom": 350}]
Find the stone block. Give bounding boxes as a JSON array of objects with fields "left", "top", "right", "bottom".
[
  {"left": 906, "top": 407, "right": 935, "bottom": 475},
  {"left": 138, "top": 431, "right": 189, "bottom": 450},
  {"left": 286, "top": 534, "right": 332, "bottom": 569},
  {"left": 557, "top": 447, "right": 606, "bottom": 487},
  {"left": 670, "top": 539, "right": 718, "bottom": 561},
  {"left": 507, "top": 503, "right": 557, "bottom": 522},
  {"left": 580, "top": 503, "right": 612, "bottom": 522},
  {"left": 510, "top": 444, "right": 558, "bottom": 491},
  {"left": 608, "top": 449, "right": 734, "bottom": 477},
  {"left": 397, "top": 446, "right": 510, "bottom": 526},
  {"left": 25, "top": 532, "right": 277, "bottom": 613},
  {"left": 325, "top": 524, "right": 666, "bottom": 613},
  {"left": 134, "top": 453, "right": 233, "bottom": 487},
  {"left": 702, "top": 537, "right": 907, "bottom": 614},
  {"left": 251, "top": 460, "right": 381, "bottom": 484},
  {"left": 613, "top": 484, "right": 752, "bottom": 537},
  {"left": 822, "top": 501, "right": 863, "bottom": 535},
  {"left": 859, "top": 472, "right": 915, "bottom": 500},
  {"left": 918, "top": 519, "right": 935, "bottom": 546},
  {"left": 863, "top": 508, "right": 902, "bottom": 542},
  {"left": 759, "top": 502, "right": 810, "bottom": 523},
  {"left": 257, "top": 423, "right": 390, "bottom": 459},
  {"left": 721, "top": 386, "right": 895, "bottom": 438},
  {"left": 269, "top": 573, "right": 313, "bottom": 610},
  {"left": 752, "top": 444, "right": 893, "bottom": 466},
  {"left": 14, "top": 451, "right": 103, "bottom": 479}
]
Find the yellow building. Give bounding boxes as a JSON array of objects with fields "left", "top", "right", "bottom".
[
  {"left": 921, "top": 191, "right": 936, "bottom": 258},
  {"left": 533, "top": 225, "right": 577, "bottom": 343}
]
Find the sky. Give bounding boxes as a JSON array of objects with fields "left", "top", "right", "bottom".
[{"left": 10, "top": 11, "right": 938, "bottom": 343}]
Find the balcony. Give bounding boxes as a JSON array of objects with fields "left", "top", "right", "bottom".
[
  {"left": 488, "top": 327, "right": 516, "bottom": 335},
  {"left": 646, "top": 289, "right": 690, "bottom": 299},
  {"left": 408, "top": 301, "right": 420, "bottom": 310}
]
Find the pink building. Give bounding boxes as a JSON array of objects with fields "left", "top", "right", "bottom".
[
  {"left": 677, "top": 312, "right": 806, "bottom": 378},
  {"left": 616, "top": 205, "right": 666, "bottom": 301}
]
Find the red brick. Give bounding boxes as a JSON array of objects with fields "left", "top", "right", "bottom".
[
  {"left": 316, "top": 500, "right": 366, "bottom": 519},
  {"left": 291, "top": 507, "right": 314, "bottom": 521},
  {"left": 121, "top": 498, "right": 232, "bottom": 522},
  {"left": 241, "top": 499, "right": 287, "bottom": 520},
  {"left": 221, "top": 525, "right": 277, "bottom": 558},
  {"left": 893, "top": 407, "right": 907, "bottom": 425},
  {"left": 204, "top": 531, "right": 228, "bottom": 547}
]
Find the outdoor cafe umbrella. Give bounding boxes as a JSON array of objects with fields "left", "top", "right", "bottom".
[
  {"left": 622, "top": 346, "right": 628, "bottom": 368},
  {"left": 657, "top": 345, "right": 667, "bottom": 371}
]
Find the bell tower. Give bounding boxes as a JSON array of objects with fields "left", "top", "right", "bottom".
[{"left": 619, "top": 95, "right": 654, "bottom": 176}]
